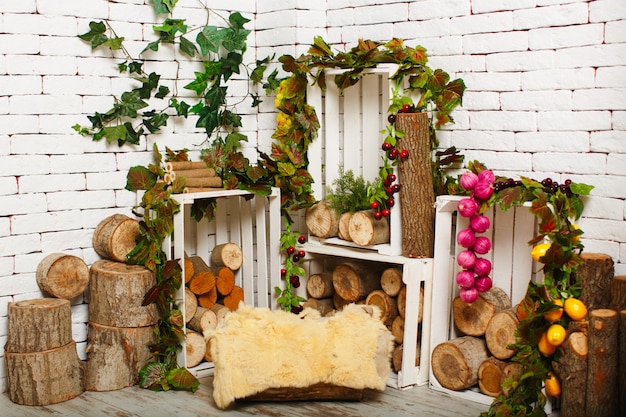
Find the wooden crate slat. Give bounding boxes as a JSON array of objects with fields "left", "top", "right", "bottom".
[
  {"left": 342, "top": 85, "right": 361, "bottom": 175},
  {"left": 491, "top": 206, "right": 515, "bottom": 293},
  {"left": 510, "top": 206, "right": 537, "bottom": 305},
  {"left": 324, "top": 80, "right": 341, "bottom": 195},
  {"left": 254, "top": 197, "right": 270, "bottom": 308},
  {"left": 306, "top": 82, "right": 324, "bottom": 200},
  {"left": 361, "top": 73, "right": 381, "bottom": 183},
  {"left": 240, "top": 198, "right": 254, "bottom": 304}
]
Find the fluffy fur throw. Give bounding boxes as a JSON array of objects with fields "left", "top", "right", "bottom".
[{"left": 207, "top": 304, "right": 394, "bottom": 409}]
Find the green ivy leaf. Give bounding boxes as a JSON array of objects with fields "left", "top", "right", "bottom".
[
  {"left": 126, "top": 165, "right": 158, "bottom": 191},
  {"left": 152, "top": 0, "right": 178, "bottom": 15},
  {"left": 100, "top": 124, "right": 128, "bottom": 144},
  {"left": 222, "top": 28, "right": 250, "bottom": 52},
  {"left": 119, "top": 90, "right": 149, "bottom": 117},
  {"left": 228, "top": 11, "right": 250, "bottom": 30},
  {"left": 184, "top": 72, "right": 209, "bottom": 95},
  {"left": 179, "top": 35, "right": 197, "bottom": 57},
  {"left": 142, "top": 40, "right": 160, "bottom": 54},
  {"left": 129, "top": 61, "right": 144, "bottom": 74},
  {"left": 154, "top": 85, "right": 170, "bottom": 99},
  {"left": 78, "top": 21, "right": 108, "bottom": 49},
  {"left": 196, "top": 26, "right": 223, "bottom": 56},
  {"left": 143, "top": 112, "right": 169, "bottom": 133}
]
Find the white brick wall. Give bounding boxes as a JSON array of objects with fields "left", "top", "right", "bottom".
[{"left": 1, "top": 0, "right": 625, "bottom": 391}]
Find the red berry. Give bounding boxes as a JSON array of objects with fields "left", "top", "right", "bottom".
[
  {"left": 292, "top": 254, "right": 301, "bottom": 262},
  {"left": 286, "top": 246, "right": 295, "bottom": 255},
  {"left": 383, "top": 178, "right": 391, "bottom": 187},
  {"left": 382, "top": 209, "right": 391, "bottom": 217},
  {"left": 400, "top": 149, "right": 409, "bottom": 159},
  {"left": 386, "top": 187, "right": 393, "bottom": 195},
  {"left": 374, "top": 211, "right": 383, "bottom": 220},
  {"left": 392, "top": 184, "right": 401, "bottom": 193},
  {"left": 281, "top": 268, "right": 287, "bottom": 276},
  {"left": 298, "top": 249, "right": 305, "bottom": 258},
  {"left": 382, "top": 142, "right": 392, "bottom": 151},
  {"left": 370, "top": 201, "right": 379, "bottom": 210},
  {"left": 386, "top": 198, "right": 395, "bottom": 207},
  {"left": 402, "top": 103, "right": 411, "bottom": 113},
  {"left": 388, "top": 148, "right": 399, "bottom": 160},
  {"left": 297, "top": 235, "right": 307, "bottom": 244},
  {"left": 387, "top": 114, "right": 396, "bottom": 124},
  {"left": 387, "top": 173, "right": 396, "bottom": 182}
]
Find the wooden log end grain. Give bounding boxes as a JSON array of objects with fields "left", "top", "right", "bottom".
[
  {"left": 210, "top": 242, "right": 243, "bottom": 271},
  {"left": 431, "top": 336, "right": 489, "bottom": 391},
  {"left": 392, "top": 341, "right": 421, "bottom": 374},
  {"left": 6, "top": 298, "right": 72, "bottom": 354},
  {"left": 5, "top": 341, "right": 84, "bottom": 406},
  {"left": 453, "top": 287, "right": 511, "bottom": 337},
  {"left": 184, "top": 287, "right": 198, "bottom": 324},
  {"left": 485, "top": 308, "right": 519, "bottom": 360},
  {"left": 187, "top": 306, "right": 218, "bottom": 336},
  {"left": 184, "top": 258, "right": 195, "bottom": 284},
  {"left": 92, "top": 213, "right": 140, "bottom": 263},
  {"left": 198, "top": 286, "right": 218, "bottom": 309},
  {"left": 305, "top": 201, "right": 339, "bottom": 239},
  {"left": 186, "top": 330, "right": 207, "bottom": 368},
  {"left": 306, "top": 272, "right": 335, "bottom": 299},
  {"left": 391, "top": 315, "right": 405, "bottom": 344},
  {"left": 188, "top": 270, "right": 216, "bottom": 296},
  {"left": 36, "top": 253, "right": 90, "bottom": 299},
  {"left": 223, "top": 285, "right": 244, "bottom": 311},
  {"left": 347, "top": 210, "right": 390, "bottom": 247},
  {"left": 381, "top": 267, "right": 403, "bottom": 297},
  {"left": 338, "top": 212, "right": 353, "bottom": 241},
  {"left": 478, "top": 357, "right": 507, "bottom": 397},
  {"left": 501, "top": 362, "right": 523, "bottom": 397},
  {"left": 214, "top": 266, "right": 236, "bottom": 297},
  {"left": 365, "top": 290, "right": 398, "bottom": 327},
  {"left": 332, "top": 261, "right": 382, "bottom": 303}
]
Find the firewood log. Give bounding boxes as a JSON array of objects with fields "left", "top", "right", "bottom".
[
  {"left": 478, "top": 357, "right": 507, "bottom": 397},
  {"left": 92, "top": 213, "right": 140, "bottom": 263},
  {"left": 187, "top": 306, "right": 218, "bottom": 336},
  {"left": 184, "top": 287, "right": 198, "bottom": 324},
  {"left": 223, "top": 285, "right": 244, "bottom": 311},
  {"left": 610, "top": 275, "right": 626, "bottom": 311},
  {"left": 501, "top": 362, "right": 523, "bottom": 397},
  {"left": 366, "top": 290, "right": 398, "bottom": 327},
  {"left": 333, "top": 292, "right": 350, "bottom": 311},
  {"left": 485, "top": 308, "right": 518, "bottom": 359},
  {"left": 210, "top": 242, "right": 243, "bottom": 271},
  {"left": 431, "top": 336, "right": 488, "bottom": 391},
  {"left": 556, "top": 331, "right": 588, "bottom": 417},
  {"left": 347, "top": 209, "right": 390, "bottom": 246},
  {"left": 453, "top": 287, "right": 511, "bottom": 337},
  {"left": 198, "top": 287, "right": 218, "bottom": 309},
  {"left": 380, "top": 267, "right": 403, "bottom": 297},
  {"left": 185, "top": 330, "right": 207, "bottom": 368},
  {"left": 165, "top": 161, "right": 208, "bottom": 172},
  {"left": 396, "top": 284, "right": 424, "bottom": 323},
  {"left": 306, "top": 272, "right": 335, "bottom": 299},
  {"left": 577, "top": 253, "right": 614, "bottom": 310},
  {"left": 391, "top": 315, "right": 404, "bottom": 344},
  {"left": 303, "top": 297, "right": 334, "bottom": 316},
  {"left": 188, "top": 271, "right": 216, "bottom": 295},
  {"left": 392, "top": 341, "right": 420, "bottom": 373},
  {"left": 332, "top": 261, "right": 382, "bottom": 302},
  {"left": 180, "top": 176, "right": 222, "bottom": 188},
  {"left": 305, "top": 201, "right": 339, "bottom": 238},
  {"left": 184, "top": 258, "right": 195, "bottom": 284},
  {"left": 36, "top": 253, "right": 90, "bottom": 299},
  {"left": 213, "top": 266, "right": 236, "bottom": 296},
  {"left": 169, "top": 167, "right": 216, "bottom": 178},
  {"left": 210, "top": 303, "right": 230, "bottom": 323},
  {"left": 188, "top": 255, "right": 210, "bottom": 276},
  {"left": 619, "top": 310, "right": 626, "bottom": 417},
  {"left": 338, "top": 212, "right": 353, "bottom": 241}
]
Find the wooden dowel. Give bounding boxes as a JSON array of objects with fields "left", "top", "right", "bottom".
[{"left": 165, "top": 161, "right": 207, "bottom": 172}]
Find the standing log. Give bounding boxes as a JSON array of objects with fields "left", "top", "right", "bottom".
[
  {"left": 453, "top": 287, "right": 511, "bottom": 337},
  {"left": 187, "top": 306, "right": 218, "bottom": 335},
  {"left": 184, "top": 287, "right": 198, "bottom": 324},
  {"left": 5, "top": 298, "right": 72, "bottom": 353},
  {"left": 478, "top": 357, "right": 507, "bottom": 397},
  {"left": 365, "top": 290, "right": 398, "bottom": 327},
  {"left": 585, "top": 309, "right": 619, "bottom": 417},
  {"left": 391, "top": 315, "right": 404, "bottom": 344},
  {"left": 210, "top": 243, "right": 243, "bottom": 271},
  {"left": 185, "top": 330, "right": 207, "bottom": 368},
  {"left": 198, "top": 286, "right": 218, "bottom": 309},
  {"left": 577, "top": 253, "right": 614, "bottom": 310},
  {"left": 347, "top": 210, "right": 390, "bottom": 247},
  {"left": 93, "top": 213, "right": 140, "bottom": 262},
  {"left": 5, "top": 341, "right": 84, "bottom": 405},
  {"left": 501, "top": 362, "right": 523, "bottom": 397},
  {"left": 338, "top": 212, "right": 353, "bottom": 241},
  {"left": 619, "top": 310, "right": 626, "bottom": 417},
  {"left": 610, "top": 275, "right": 626, "bottom": 311},
  {"left": 88, "top": 260, "right": 159, "bottom": 327},
  {"left": 396, "top": 112, "right": 434, "bottom": 258},
  {"left": 188, "top": 271, "right": 216, "bottom": 295},
  {"left": 223, "top": 285, "right": 244, "bottom": 311},
  {"left": 306, "top": 272, "right": 335, "bottom": 299},
  {"left": 303, "top": 297, "right": 335, "bottom": 316},
  {"left": 305, "top": 201, "right": 339, "bottom": 238},
  {"left": 332, "top": 261, "right": 382, "bottom": 302},
  {"left": 381, "top": 267, "right": 403, "bottom": 297},
  {"left": 431, "top": 336, "right": 489, "bottom": 391},
  {"left": 84, "top": 322, "right": 156, "bottom": 391},
  {"left": 485, "top": 308, "right": 519, "bottom": 360},
  {"left": 557, "top": 331, "right": 588, "bottom": 417},
  {"left": 36, "top": 253, "right": 90, "bottom": 299}
]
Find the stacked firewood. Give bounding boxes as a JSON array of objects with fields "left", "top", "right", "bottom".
[
  {"left": 164, "top": 161, "right": 222, "bottom": 193},
  {"left": 183, "top": 242, "right": 244, "bottom": 368},
  {"left": 303, "top": 261, "right": 424, "bottom": 373}
]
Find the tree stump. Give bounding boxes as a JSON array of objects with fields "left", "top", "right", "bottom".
[
  {"left": 577, "top": 253, "right": 614, "bottom": 310},
  {"left": 88, "top": 260, "right": 159, "bottom": 327},
  {"left": 332, "top": 261, "right": 382, "bottom": 302},
  {"left": 610, "top": 275, "right": 626, "bottom": 311},
  {"left": 210, "top": 242, "right": 243, "bottom": 271},
  {"left": 36, "top": 253, "right": 90, "bottom": 299},
  {"left": 585, "top": 309, "right": 619, "bottom": 417},
  {"left": 305, "top": 201, "right": 339, "bottom": 238},
  {"left": 396, "top": 112, "right": 434, "bottom": 258},
  {"left": 347, "top": 210, "right": 390, "bottom": 246},
  {"left": 306, "top": 272, "right": 335, "bottom": 299},
  {"left": 485, "top": 308, "right": 519, "bottom": 359},
  {"left": 478, "top": 357, "right": 507, "bottom": 397},
  {"left": 185, "top": 330, "right": 207, "bottom": 368},
  {"left": 5, "top": 298, "right": 72, "bottom": 353},
  {"left": 381, "top": 267, "right": 403, "bottom": 297},
  {"left": 84, "top": 322, "right": 156, "bottom": 391},
  {"left": 338, "top": 212, "right": 353, "bottom": 241},
  {"left": 431, "top": 336, "right": 489, "bottom": 391},
  {"left": 453, "top": 287, "right": 511, "bottom": 337},
  {"left": 366, "top": 290, "right": 398, "bottom": 327},
  {"left": 556, "top": 331, "right": 588, "bottom": 417},
  {"left": 5, "top": 341, "right": 84, "bottom": 405},
  {"left": 92, "top": 213, "right": 140, "bottom": 262}
]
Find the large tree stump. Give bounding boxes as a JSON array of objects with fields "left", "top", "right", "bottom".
[
  {"left": 305, "top": 201, "right": 339, "bottom": 238},
  {"left": 485, "top": 308, "right": 519, "bottom": 359},
  {"left": 585, "top": 309, "right": 619, "bottom": 417},
  {"left": 5, "top": 298, "right": 72, "bottom": 353},
  {"left": 556, "top": 331, "right": 588, "bottom": 417},
  {"left": 210, "top": 242, "right": 243, "bottom": 271},
  {"left": 576, "top": 253, "right": 614, "bottom": 310},
  {"left": 478, "top": 357, "right": 507, "bottom": 397},
  {"left": 347, "top": 210, "right": 390, "bottom": 246},
  {"left": 365, "top": 290, "right": 398, "bottom": 327},
  {"left": 332, "top": 261, "right": 382, "bottom": 302},
  {"left": 88, "top": 260, "right": 159, "bottom": 327},
  {"left": 36, "top": 253, "right": 90, "bottom": 299},
  {"left": 5, "top": 341, "right": 84, "bottom": 405},
  {"left": 306, "top": 272, "right": 335, "bottom": 299},
  {"left": 610, "top": 275, "right": 626, "bottom": 311},
  {"left": 92, "top": 213, "right": 140, "bottom": 262},
  {"left": 431, "top": 336, "right": 489, "bottom": 391},
  {"left": 396, "top": 112, "right": 434, "bottom": 258},
  {"left": 84, "top": 322, "right": 156, "bottom": 391},
  {"left": 453, "top": 287, "right": 511, "bottom": 337},
  {"left": 381, "top": 267, "right": 403, "bottom": 297}
]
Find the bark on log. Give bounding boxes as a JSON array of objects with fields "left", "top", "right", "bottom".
[
  {"left": 188, "top": 255, "right": 210, "bottom": 275},
  {"left": 338, "top": 212, "right": 353, "bottom": 241},
  {"left": 396, "top": 112, "right": 435, "bottom": 258},
  {"left": 332, "top": 261, "right": 382, "bottom": 302},
  {"left": 557, "top": 331, "right": 588, "bottom": 417},
  {"left": 485, "top": 308, "right": 519, "bottom": 360},
  {"left": 391, "top": 341, "right": 420, "bottom": 374},
  {"left": 223, "top": 285, "right": 244, "bottom": 311},
  {"left": 184, "top": 258, "right": 195, "bottom": 284},
  {"left": 453, "top": 287, "right": 511, "bottom": 337},
  {"left": 210, "top": 242, "right": 243, "bottom": 271},
  {"left": 184, "top": 287, "right": 198, "bottom": 324},
  {"left": 204, "top": 337, "right": 213, "bottom": 362},
  {"left": 610, "top": 275, "right": 626, "bottom": 311},
  {"left": 5, "top": 341, "right": 84, "bottom": 405},
  {"left": 577, "top": 253, "right": 614, "bottom": 311},
  {"left": 183, "top": 187, "right": 223, "bottom": 193},
  {"left": 93, "top": 213, "right": 140, "bottom": 263},
  {"left": 210, "top": 303, "right": 230, "bottom": 323},
  {"left": 306, "top": 272, "right": 335, "bottom": 299},
  {"left": 391, "top": 315, "right": 404, "bottom": 344},
  {"left": 347, "top": 210, "right": 390, "bottom": 247},
  {"left": 431, "top": 336, "right": 489, "bottom": 391},
  {"left": 187, "top": 306, "right": 218, "bottom": 335},
  {"left": 365, "top": 290, "right": 398, "bottom": 327},
  {"left": 619, "top": 310, "right": 626, "bottom": 417},
  {"left": 165, "top": 161, "right": 209, "bottom": 172},
  {"left": 302, "top": 297, "right": 335, "bottom": 316},
  {"left": 84, "top": 322, "right": 156, "bottom": 391},
  {"left": 381, "top": 267, "right": 403, "bottom": 297},
  {"left": 180, "top": 176, "right": 222, "bottom": 188},
  {"left": 305, "top": 201, "right": 339, "bottom": 238},
  {"left": 169, "top": 167, "right": 216, "bottom": 178},
  {"left": 88, "top": 260, "right": 159, "bottom": 327},
  {"left": 185, "top": 330, "right": 207, "bottom": 368},
  {"left": 501, "top": 362, "right": 523, "bottom": 397},
  {"left": 5, "top": 298, "right": 72, "bottom": 353},
  {"left": 585, "top": 309, "right": 619, "bottom": 417},
  {"left": 239, "top": 383, "right": 364, "bottom": 402},
  {"left": 333, "top": 292, "right": 350, "bottom": 311},
  {"left": 188, "top": 271, "right": 216, "bottom": 295},
  {"left": 198, "top": 286, "right": 218, "bottom": 309},
  {"left": 396, "top": 285, "right": 424, "bottom": 323},
  {"left": 36, "top": 253, "right": 90, "bottom": 299},
  {"left": 478, "top": 357, "right": 507, "bottom": 397}
]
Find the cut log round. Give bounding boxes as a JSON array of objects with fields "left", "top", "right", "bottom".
[
  {"left": 187, "top": 306, "right": 218, "bottom": 336},
  {"left": 92, "top": 213, "right": 140, "bottom": 263},
  {"left": 5, "top": 341, "right": 84, "bottom": 406},
  {"left": 188, "top": 271, "right": 216, "bottom": 295},
  {"left": 365, "top": 290, "right": 398, "bottom": 327},
  {"left": 332, "top": 292, "right": 350, "bottom": 311},
  {"left": 431, "top": 336, "right": 489, "bottom": 391},
  {"left": 88, "top": 260, "right": 159, "bottom": 327},
  {"left": 397, "top": 285, "right": 423, "bottom": 323},
  {"left": 188, "top": 255, "right": 210, "bottom": 276},
  {"left": 338, "top": 212, "right": 353, "bottom": 241},
  {"left": 5, "top": 298, "right": 72, "bottom": 354},
  {"left": 501, "top": 362, "right": 523, "bottom": 397},
  {"left": 36, "top": 253, "right": 90, "bottom": 300},
  {"left": 305, "top": 201, "right": 339, "bottom": 238},
  {"left": 485, "top": 308, "right": 519, "bottom": 359},
  {"left": 303, "top": 297, "right": 335, "bottom": 316},
  {"left": 223, "top": 285, "right": 244, "bottom": 311},
  {"left": 557, "top": 331, "right": 588, "bottom": 417},
  {"left": 347, "top": 209, "right": 390, "bottom": 246},
  {"left": 381, "top": 267, "right": 403, "bottom": 297},
  {"left": 210, "top": 303, "right": 230, "bottom": 323},
  {"left": 577, "top": 252, "right": 614, "bottom": 311},
  {"left": 332, "top": 261, "right": 382, "bottom": 303},
  {"left": 184, "top": 287, "right": 198, "bottom": 324},
  {"left": 453, "top": 287, "right": 511, "bottom": 337},
  {"left": 210, "top": 243, "right": 243, "bottom": 271},
  {"left": 185, "top": 330, "right": 207, "bottom": 368},
  {"left": 391, "top": 341, "right": 420, "bottom": 374},
  {"left": 84, "top": 322, "right": 156, "bottom": 391},
  {"left": 391, "top": 315, "right": 404, "bottom": 344},
  {"left": 184, "top": 258, "right": 195, "bottom": 284},
  {"left": 198, "top": 286, "right": 218, "bottom": 309},
  {"left": 214, "top": 266, "right": 236, "bottom": 296},
  {"left": 204, "top": 337, "right": 213, "bottom": 362},
  {"left": 478, "top": 357, "right": 507, "bottom": 397},
  {"left": 306, "top": 272, "right": 335, "bottom": 299}
]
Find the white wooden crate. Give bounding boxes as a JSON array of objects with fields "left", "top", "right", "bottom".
[
  {"left": 301, "top": 242, "right": 433, "bottom": 389},
  {"left": 429, "top": 195, "right": 540, "bottom": 405},
  {"left": 165, "top": 188, "right": 282, "bottom": 377}
]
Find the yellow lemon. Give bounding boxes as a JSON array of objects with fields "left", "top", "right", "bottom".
[
  {"left": 545, "top": 372, "right": 561, "bottom": 397},
  {"left": 544, "top": 299, "right": 563, "bottom": 323},
  {"left": 572, "top": 224, "right": 581, "bottom": 243},
  {"left": 538, "top": 332, "right": 556, "bottom": 356},
  {"left": 564, "top": 297, "right": 587, "bottom": 321},
  {"left": 546, "top": 323, "right": 566, "bottom": 346},
  {"left": 531, "top": 243, "right": 551, "bottom": 262}
]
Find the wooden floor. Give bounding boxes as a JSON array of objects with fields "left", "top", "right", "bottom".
[{"left": 1, "top": 376, "right": 490, "bottom": 417}]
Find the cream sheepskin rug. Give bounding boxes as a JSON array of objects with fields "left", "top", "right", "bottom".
[{"left": 207, "top": 303, "right": 394, "bottom": 409}]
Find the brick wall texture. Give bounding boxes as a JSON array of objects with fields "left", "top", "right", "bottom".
[{"left": 0, "top": 0, "right": 624, "bottom": 391}]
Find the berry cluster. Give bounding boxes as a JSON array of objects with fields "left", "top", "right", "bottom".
[
  {"left": 370, "top": 173, "right": 400, "bottom": 220},
  {"left": 381, "top": 141, "right": 410, "bottom": 161},
  {"left": 494, "top": 177, "right": 574, "bottom": 197}
]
